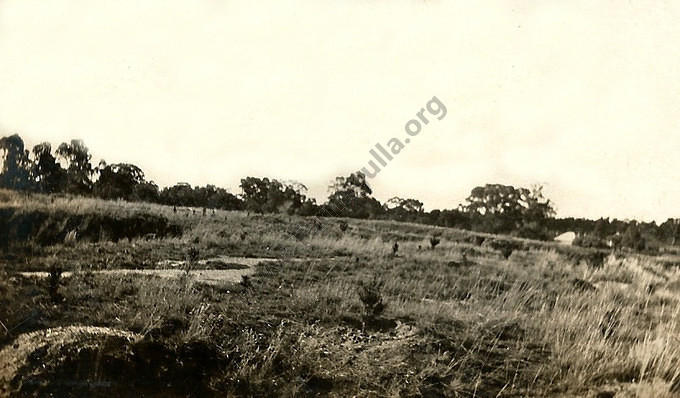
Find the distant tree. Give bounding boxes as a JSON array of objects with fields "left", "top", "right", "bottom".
[
  {"left": 280, "top": 180, "right": 312, "bottom": 214},
  {"left": 622, "top": 222, "right": 646, "bottom": 251},
  {"left": 240, "top": 177, "right": 273, "bottom": 213},
  {"left": 31, "top": 142, "right": 66, "bottom": 193},
  {"left": 160, "top": 183, "right": 195, "bottom": 206},
  {"left": 660, "top": 218, "right": 680, "bottom": 245},
  {"left": 386, "top": 197, "right": 424, "bottom": 213},
  {"left": 297, "top": 197, "right": 319, "bottom": 216},
  {"left": 424, "top": 208, "right": 470, "bottom": 229},
  {"left": 56, "top": 139, "right": 94, "bottom": 194},
  {"left": 524, "top": 184, "right": 556, "bottom": 221},
  {"left": 465, "top": 184, "right": 525, "bottom": 215},
  {"left": 386, "top": 197, "right": 424, "bottom": 221},
  {"left": 200, "top": 184, "right": 242, "bottom": 210},
  {"left": 463, "top": 183, "right": 555, "bottom": 235},
  {"left": 592, "top": 218, "right": 610, "bottom": 239},
  {"left": 325, "top": 172, "right": 384, "bottom": 218},
  {"left": 239, "top": 177, "right": 307, "bottom": 214},
  {"left": 0, "top": 134, "right": 32, "bottom": 191},
  {"left": 329, "top": 172, "right": 373, "bottom": 198},
  {"left": 132, "top": 181, "right": 160, "bottom": 203},
  {"left": 93, "top": 162, "right": 146, "bottom": 200}
]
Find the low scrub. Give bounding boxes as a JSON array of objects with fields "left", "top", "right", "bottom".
[{"left": 0, "top": 207, "right": 182, "bottom": 248}]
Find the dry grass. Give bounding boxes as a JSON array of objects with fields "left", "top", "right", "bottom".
[{"left": 5, "top": 191, "right": 680, "bottom": 396}]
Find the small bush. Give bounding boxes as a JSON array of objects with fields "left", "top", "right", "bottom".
[
  {"left": 188, "top": 247, "right": 199, "bottom": 262},
  {"left": 240, "top": 275, "right": 252, "bottom": 288},
  {"left": 573, "top": 234, "right": 610, "bottom": 249},
  {"left": 48, "top": 265, "right": 63, "bottom": 302},
  {"left": 429, "top": 236, "right": 440, "bottom": 250},
  {"left": 358, "top": 276, "right": 386, "bottom": 318},
  {"left": 185, "top": 247, "right": 199, "bottom": 273}
]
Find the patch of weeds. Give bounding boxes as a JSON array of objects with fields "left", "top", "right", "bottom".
[
  {"left": 48, "top": 265, "right": 63, "bottom": 303},
  {"left": 240, "top": 275, "right": 252, "bottom": 289}
]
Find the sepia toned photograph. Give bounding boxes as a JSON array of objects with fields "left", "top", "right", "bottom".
[{"left": 2, "top": 1, "right": 680, "bottom": 397}]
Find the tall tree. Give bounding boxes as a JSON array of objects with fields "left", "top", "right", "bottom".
[
  {"left": 132, "top": 181, "right": 160, "bottom": 203},
  {"left": 463, "top": 184, "right": 555, "bottom": 234},
  {"left": 386, "top": 197, "right": 424, "bottom": 221},
  {"left": 0, "top": 134, "right": 32, "bottom": 190},
  {"left": 239, "top": 177, "right": 307, "bottom": 214},
  {"left": 56, "top": 139, "right": 94, "bottom": 194},
  {"left": 31, "top": 142, "right": 66, "bottom": 193},
  {"left": 93, "top": 162, "right": 146, "bottom": 200},
  {"left": 325, "top": 172, "right": 384, "bottom": 218}
]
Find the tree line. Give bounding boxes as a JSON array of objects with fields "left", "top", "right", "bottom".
[{"left": 1, "top": 133, "right": 675, "bottom": 248}]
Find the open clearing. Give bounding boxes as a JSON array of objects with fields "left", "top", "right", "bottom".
[{"left": 4, "top": 191, "right": 680, "bottom": 397}]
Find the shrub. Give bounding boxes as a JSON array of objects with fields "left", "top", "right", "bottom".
[
  {"left": 573, "top": 234, "right": 610, "bottom": 249},
  {"left": 483, "top": 238, "right": 522, "bottom": 259},
  {"left": 358, "top": 276, "right": 386, "bottom": 318},
  {"left": 240, "top": 275, "right": 252, "bottom": 288},
  {"left": 48, "top": 265, "right": 63, "bottom": 302},
  {"left": 429, "top": 236, "right": 440, "bottom": 249}
]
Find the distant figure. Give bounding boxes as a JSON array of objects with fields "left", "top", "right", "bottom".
[
  {"left": 173, "top": 205, "right": 177, "bottom": 214},
  {"left": 202, "top": 207, "right": 206, "bottom": 216},
  {"left": 392, "top": 241, "right": 399, "bottom": 256}
]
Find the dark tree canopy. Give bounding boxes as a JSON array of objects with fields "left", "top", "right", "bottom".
[
  {"left": 56, "top": 139, "right": 94, "bottom": 194},
  {"left": 325, "top": 172, "right": 384, "bottom": 218},
  {"left": 159, "top": 183, "right": 242, "bottom": 210},
  {"left": 94, "top": 162, "right": 146, "bottom": 200},
  {"left": 31, "top": 142, "right": 66, "bottom": 193},
  {"left": 463, "top": 184, "right": 555, "bottom": 235},
  {"left": 240, "top": 177, "right": 310, "bottom": 214},
  {"left": 0, "top": 134, "right": 32, "bottom": 191}
]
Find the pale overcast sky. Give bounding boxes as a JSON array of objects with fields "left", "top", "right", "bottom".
[{"left": 1, "top": 1, "right": 679, "bottom": 222}]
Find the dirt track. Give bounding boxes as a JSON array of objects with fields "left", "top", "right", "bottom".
[{"left": 18, "top": 256, "right": 279, "bottom": 286}]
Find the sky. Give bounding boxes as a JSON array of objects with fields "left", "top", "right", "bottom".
[{"left": 1, "top": 0, "right": 680, "bottom": 222}]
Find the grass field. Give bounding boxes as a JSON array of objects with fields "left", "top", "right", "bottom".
[{"left": 2, "top": 189, "right": 680, "bottom": 397}]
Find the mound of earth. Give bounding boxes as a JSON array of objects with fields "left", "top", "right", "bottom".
[{"left": 0, "top": 326, "right": 220, "bottom": 397}]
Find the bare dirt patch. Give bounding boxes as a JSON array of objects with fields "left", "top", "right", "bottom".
[{"left": 18, "top": 256, "right": 280, "bottom": 286}]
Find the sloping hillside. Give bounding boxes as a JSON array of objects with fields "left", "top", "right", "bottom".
[{"left": 2, "top": 191, "right": 680, "bottom": 397}]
